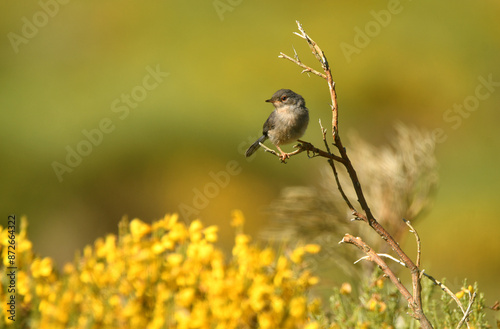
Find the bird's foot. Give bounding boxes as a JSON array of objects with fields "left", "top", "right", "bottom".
[
  {"left": 276, "top": 146, "right": 290, "bottom": 163},
  {"left": 279, "top": 152, "right": 290, "bottom": 162}
]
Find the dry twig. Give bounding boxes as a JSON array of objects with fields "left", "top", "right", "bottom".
[
  {"left": 340, "top": 234, "right": 416, "bottom": 310},
  {"left": 277, "top": 20, "right": 435, "bottom": 328},
  {"left": 404, "top": 219, "right": 421, "bottom": 268},
  {"left": 265, "top": 19, "right": 479, "bottom": 329}
]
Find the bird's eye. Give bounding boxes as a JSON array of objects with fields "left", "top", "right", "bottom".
[{"left": 281, "top": 95, "right": 288, "bottom": 101}]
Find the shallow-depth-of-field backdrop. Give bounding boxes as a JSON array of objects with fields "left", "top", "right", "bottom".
[{"left": 2, "top": 0, "right": 499, "bottom": 323}]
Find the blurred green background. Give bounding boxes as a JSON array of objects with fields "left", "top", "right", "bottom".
[{"left": 2, "top": 0, "right": 499, "bottom": 320}]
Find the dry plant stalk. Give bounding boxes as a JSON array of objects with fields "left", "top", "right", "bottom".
[{"left": 267, "top": 20, "right": 475, "bottom": 329}]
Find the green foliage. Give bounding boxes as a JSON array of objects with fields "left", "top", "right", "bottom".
[
  {"left": 318, "top": 268, "right": 492, "bottom": 329},
  {"left": 425, "top": 279, "right": 489, "bottom": 329}
]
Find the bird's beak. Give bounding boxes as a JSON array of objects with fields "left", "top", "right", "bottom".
[{"left": 265, "top": 99, "right": 275, "bottom": 103}]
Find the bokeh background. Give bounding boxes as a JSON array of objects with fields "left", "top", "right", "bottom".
[{"left": 2, "top": 0, "right": 499, "bottom": 321}]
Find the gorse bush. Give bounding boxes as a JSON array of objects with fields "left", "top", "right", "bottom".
[
  {"left": 0, "top": 212, "right": 322, "bottom": 329},
  {"left": 0, "top": 212, "right": 493, "bottom": 328}
]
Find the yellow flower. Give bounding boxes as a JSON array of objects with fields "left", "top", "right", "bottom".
[
  {"left": 17, "top": 271, "right": 30, "bottom": 295},
  {"left": 167, "top": 253, "right": 184, "bottom": 267},
  {"left": 259, "top": 248, "right": 275, "bottom": 266},
  {"left": 148, "top": 316, "right": 165, "bottom": 329},
  {"left": 210, "top": 254, "right": 225, "bottom": 279},
  {"left": 152, "top": 241, "right": 166, "bottom": 254},
  {"left": 31, "top": 257, "right": 53, "bottom": 278},
  {"left": 98, "top": 235, "right": 117, "bottom": 261},
  {"left": 91, "top": 300, "right": 104, "bottom": 321},
  {"left": 152, "top": 213, "right": 179, "bottom": 231},
  {"left": 130, "top": 218, "right": 151, "bottom": 240},
  {"left": 123, "top": 300, "right": 141, "bottom": 317},
  {"left": 376, "top": 278, "right": 384, "bottom": 289},
  {"left": 189, "top": 220, "right": 204, "bottom": 242},
  {"left": 168, "top": 222, "right": 188, "bottom": 243},
  {"left": 83, "top": 244, "right": 93, "bottom": 258},
  {"left": 198, "top": 241, "right": 215, "bottom": 262},
  {"left": 368, "top": 298, "right": 378, "bottom": 311},
  {"left": 3, "top": 214, "right": 326, "bottom": 329},
  {"left": 233, "top": 234, "right": 251, "bottom": 257},
  {"left": 80, "top": 269, "right": 92, "bottom": 283},
  {"left": 109, "top": 294, "right": 121, "bottom": 307},
  {"left": 258, "top": 311, "right": 275, "bottom": 329},
  {"left": 167, "top": 213, "right": 179, "bottom": 227},
  {"left": 175, "top": 308, "right": 190, "bottom": 329},
  {"left": 235, "top": 234, "right": 251, "bottom": 245},
  {"left": 456, "top": 290, "right": 465, "bottom": 299},
  {"left": 63, "top": 263, "right": 75, "bottom": 275},
  {"left": 358, "top": 321, "right": 370, "bottom": 329},
  {"left": 308, "top": 298, "right": 322, "bottom": 315},
  {"left": 160, "top": 234, "right": 175, "bottom": 250},
  {"left": 290, "top": 296, "right": 306, "bottom": 318},
  {"left": 308, "top": 276, "right": 320, "bottom": 286},
  {"left": 304, "top": 244, "right": 321, "bottom": 254},
  {"left": 305, "top": 321, "right": 320, "bottom": 329},
  {"left": 274, "top": 256, "right": 292, "bottom": 286},
  {"left": 38, "top": 299, "right": 49, "bottom": 313},
  {"left": 340, "top": 282, "right": 352, "bottom": 295},
  {"left": 249, "top": 276, "right": 273, "bottom": 312},
  {"left": 189, "top": 219, "right": 203, "bottom": 231},
  {"left": 272, "top": 296, "right": 285, "bottom": 314},
  {"left": 203, "top": 225, "right": 219, "bottom": 242},
  {"left": 366, "top": 295, "right": 386, "bottom": 313},
  {"left": 17, "top": 238, "right": 33, "bottom": 254},
  {"left": 177, "top": 288, "right": 196, "bottom": 307},
  {"left": 230, "top": 209, "right": 245, "bottom": 228},
  {"left": 190, "top": 301, "right": 209, "bottom": 328},
  {"left": 292, "top": 244, "right": 320, "bottom": 264},
  {"left": 291, "top": 247, "right": 306, "bottom": 264}
]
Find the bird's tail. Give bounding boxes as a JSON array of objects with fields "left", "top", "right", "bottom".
[{"left": 245, "top": 135, "right": 267, "bottom": 157}]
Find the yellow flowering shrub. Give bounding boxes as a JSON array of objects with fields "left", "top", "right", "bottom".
[
  {"left": 0, "top": 212, "right": 321, "bottom": 329},
  {"left": 1, "top": 214, "right": 493, "bottom": 328}
]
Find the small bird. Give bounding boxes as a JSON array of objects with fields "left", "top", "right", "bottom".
[{"left": 245, "top": 89, "right": 309, "bottom": 161}]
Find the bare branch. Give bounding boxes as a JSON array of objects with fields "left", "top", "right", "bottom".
[
  {"left": 296, "top": 140, "right": 344, "bottom": 162},
  {"left": 354, "top": 253, "right": 405, "bottom": 267},
  {"left": 278, "top": 21, "right": 436, "bottom": 328},
  {"left": 340, "top": 234, "right": 414, "bottom": 307},
  {"left": 259, "top": 141, "right": 343, "bottom": 164},
  {"left": 404, "top": 218, "right": 421, "bottom": 268},
  {"left": 293, "top": 21, "right": 338, "bottom": 139},
  {"left": 258, "top": 142, "right": 283, "bottom": 160},
  {"left": 278, "top": 52, "right": 326, "bottom": 79},
  {"left": 456, "top": 291, "right": 476, "bottom": 329}
]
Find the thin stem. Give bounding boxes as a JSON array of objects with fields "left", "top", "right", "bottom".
[
  {"left": 278, "top": 52, "right": 326, "bottom": 79},
  {"left": 259, "top": 140, "right": 344, "bottom": 163},
  {"left": 404, "top": 219, "right": 421, "bottom": 268}
]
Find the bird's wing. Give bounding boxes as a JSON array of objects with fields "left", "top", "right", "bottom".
[{"left": 262, "top": 111, "right": 276, "bottom": 136}]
